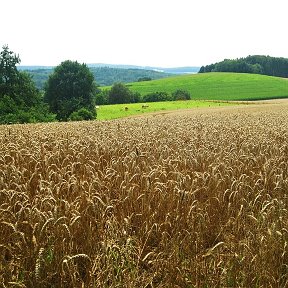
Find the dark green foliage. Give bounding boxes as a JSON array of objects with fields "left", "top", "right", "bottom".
[
  {"left": 26, "top": 67, "right": 174, "bottom": 90},
  {"left": 0, "top": 45, "right": 55, "bottom": 124},
  {"left": 90, "top": 67, "right": 172, "bottom": 86},
  {"left": 142, "top": 91, "right": 172, "bottom": 102},
  {"left": 199, "top": 55, "right": 288, "bottom": 78},
  {"left": 108, "top": 83, "right": 132, "bottom": 104},
  {"left": 199, "top": 64, "right": 215, "bottom": 73},
  {"left": 97, "top": 84, "right": 140, "bottom": 105},
  {"left": 44, "top": 60, "right": 96, "bottom": 121},
  {"left": 130, "top": 91, "right": 141, "bottom": 103},
  {"left": 103, "top": 86, "right": 189, "bottom": 105},
  {"left": 138, "top": 77, "right": 152, "bottom": 82},
  {"left": 95, "top": 89, "right": 109, "bottom": 105},
  {"left": 68, "top": 107, "right": 96, "bottom": 121},
  {"left": 24, "top": 68, "right": 52, "bottom": 90},
  {"left": 172, "top": 89, "right": 191, "bottom": 100},
  {"left": 245, "top": 55, "right": 288, "bottom": 77},
  {"left": 0, "top": 45, "right": 20, "bottom": 96},
  {"left": 0, "top": 101, "right": 55, "bottom": 124}
]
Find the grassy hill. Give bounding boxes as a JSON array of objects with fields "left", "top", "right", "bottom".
[{"left": 125, "top": 72, "right": 288, "bottom": 101}]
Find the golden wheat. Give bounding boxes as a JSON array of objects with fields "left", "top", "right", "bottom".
[{"left": 1, "top": 103, "right": 288, "bottom": 287}]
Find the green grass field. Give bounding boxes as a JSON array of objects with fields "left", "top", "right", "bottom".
[
  {"left": 97, "top": 100, "right": 234, "bottom": 120},
  {"left": 124, "top": 72, "right": 288, "bottom": 101},
  {"left": 98, "top": 72, "right": 288, "bottom": 120}
]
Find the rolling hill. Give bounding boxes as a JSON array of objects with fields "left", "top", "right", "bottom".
[
  {"left": 125, "top": 72, "right": 288, "bottom": 101},
  {"left": 18, "top": 64, "right": 200, "bottom": 90}
]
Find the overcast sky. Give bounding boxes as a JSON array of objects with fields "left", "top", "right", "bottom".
[{"left": 1, "top": 0, "right": 287, "bottom": 67}]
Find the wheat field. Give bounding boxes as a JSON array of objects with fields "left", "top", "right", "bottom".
[{"left": 1, "top": 102, "right": 288, "bottom": 287}]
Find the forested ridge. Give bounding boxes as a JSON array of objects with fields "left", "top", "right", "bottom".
[
  {"left": 25, "top": 67, "right": 174, "bottom": 90},
  {"left": 199, "top": 55, "right": 288, "bottom": 78}
]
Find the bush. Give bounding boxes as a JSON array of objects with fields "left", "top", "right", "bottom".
[
  {"left": 0, "top": 94, "right": 56, "bottom": 124},
  {"left": 138, "top": 77, "right": 152, "bottom": 82},
  {"left": 108, "top": 83, "right": 132, "bottom": 104},
  {"left": 69, "top": 107, "right": 96, "bottom": 121},
  {"left": 172, "top": 89, "right": 191, "bottom": 100},
  {"left": 95, "top": 89, "right": 109, "bottom": 105},
  {"left": 130, "top": 91, "right": 141, "bottom": 103},
  {"left": 142, "top": 91, "right": 172, "bottom": 102}
]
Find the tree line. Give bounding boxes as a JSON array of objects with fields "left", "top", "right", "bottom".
[
  {"left": 95, "top": 83, "right": 191, "bottom": 105},
  {"left": 199, "top": 55, "right": 288, "bottom": 78}
]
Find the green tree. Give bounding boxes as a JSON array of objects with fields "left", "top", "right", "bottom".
[
  {"left": 44, "top": 60, "right": 96, "bottom": 121},
  {"left": 142, "top": 91, "right": 171, "bottom": 102},
  {"left": 199, "top": 55, "right": 288, "bottom": 78},
  {"left": 68, "top": 107, "right": 95, "bottom": 121},
  {"left": 0, "top": 45, "right": 20, "bottom": 97},
  {"left": 108, "top": 82, "right": 132, "bottom": 104},
  {"left": 172, "top": 89, "right": 191, "bottom": 100},
  {"left": 95, "top": 89, "right": 109, "bottom": 105},
  {"left": 0, "top": 45, "right": 54, "bottom": 124}
]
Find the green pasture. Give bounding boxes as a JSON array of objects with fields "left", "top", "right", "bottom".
[
  {"left": 125, "top": 72, "right": 288, "bottom": 101},
  {"left": 96, "top": 100, "right": 234, "bottom": 120}
]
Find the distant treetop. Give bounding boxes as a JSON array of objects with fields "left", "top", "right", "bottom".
[{"left": 199, "top": 55, "right": 288, "bottom": 78}]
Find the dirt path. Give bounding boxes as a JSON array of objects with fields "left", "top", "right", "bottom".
[{"left": 125, "top": 99, "right": 288, "bottom": 119}]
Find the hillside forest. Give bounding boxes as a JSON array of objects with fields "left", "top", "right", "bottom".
[
  {"left": 199, "top": 55, "right": 288, "bottom": 78},
  {"left": 24, "top": 67, "right": 175, "bottom": 90}
]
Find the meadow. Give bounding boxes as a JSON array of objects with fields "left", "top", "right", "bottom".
[
  {"left": 125, "top": 72, "right": 288, "bottom": 101},
  {"left": 1, "top": 101, "right": 288, "bottom": 287},
  {"left": 96, "top": 100, "right": 234, "bottom": 120}
]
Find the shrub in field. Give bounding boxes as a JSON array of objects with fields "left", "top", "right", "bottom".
[
  {"left": 138, "top": 76, "right": 152, "bottom": 82},
  {"left": 69, "top": 107, "right": 96, "bottom": 121},
  {"left": 172, "top": 89, "right": 191, "bottom": 100},
  {"left": 142, "top": 91, "right": 172, "bottom": 102},
  {"left": 108, "top": 82, "right": 137, "bottom": 104},
  {"left": 95, "top": 89, "right": 109, "bottom": 105}
]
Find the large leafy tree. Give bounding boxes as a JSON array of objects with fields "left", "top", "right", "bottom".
[
  {"left": 0, "top": 45, "right": 54, "bottom": 124},
  {"left": 108, "top": 82, "right": 133, "bottom": 104},
  {"left": 0, "top": 45, "right": 20, "bottom": 96},
  {"left": 44, "top": 60, "right": 96, "bottom": 121}
]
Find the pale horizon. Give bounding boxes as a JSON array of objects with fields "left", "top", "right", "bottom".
[{"left": 2, "top": 0, "right": 288, "bottom": 67}]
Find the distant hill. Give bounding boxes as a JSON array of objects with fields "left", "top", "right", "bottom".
[
  {"left": 199, "top": 55, "right": 288, "bottom": 78},
  {"left": 89, "top": 67, "right": 174, "bottom": 86},
  {"left": 17, "top": 64, "right": 199, "bottom": 90},
  {"left": 86, "top": 63, "right": 200, "bottom": 74},
  {"left": 125, "top": 72, "right": 288, "bottom": 101},
  {"left": 20, "top": 67, "right": 175, "bottom": 90},
  {"left": 17, "top": 66, "right": 55, "bottom": 70},
  {"left": 157, "top": 67, "right": 200, "bottom": 74}
]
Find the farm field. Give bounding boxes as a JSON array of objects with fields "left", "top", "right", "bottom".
[
  {"left": 121, "top": 72, "right": 288, "bottom": 101},
  {"left": 96, "top": 100, "right": 235, "bottom": 120},
  {"left": 1, "top": 101, "right": 288, "bottom": 287}
]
